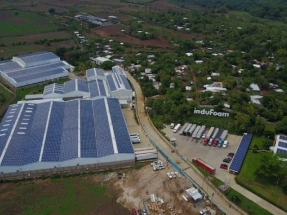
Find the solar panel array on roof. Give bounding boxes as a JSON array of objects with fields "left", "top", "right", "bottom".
[
  {"left": 77, "top": 80, "right": 89, "bottom": 92},
  {"left": 107, "top": 98, "right": 133, "bottom": 153},
  {"left": 88, "top": 80, "right": 100, "bottom": 98},
  {"left": 121, "top": 75, "right": 132, "bottom": 90},
  {"left": 80, "top": 100, "right": 97, "bottom": 157},
  {"left": 229, "top": 133, "right": 253, "bottom": 173},
  {"left": 64, "top": 80, "right": 76, "bottom": 94},
  {"left": 278, "top": 141, "right": 287, "bottom": 149},
  {"left": 86, "top": 68, "right": 105, "bottom": 78},
  {"left": 16, "top": 52, "right": 59, "bottom": 65},
  {"left": 93, "top": 99, "right": 114, "bottom": 157},
  {"left": 98, "top": 80, "right": 107, "bottom": 96},
  {"left": 0, "top": 60, "right": 21, "bottom": 72},
  {"left": 279, "top": 135, "right": 287, "bottom": 141},
  {"left": 277, "top": 149, "right": 287, "bottom": 155},
  {"left": 43, "top": 84, "right": 64, "bottom": 95},
  {"left": 106, "top": 74, "right": 117, "bottom": 91},
  {"left": 0, "top": 98, "right": 134, "bottom": 172}
]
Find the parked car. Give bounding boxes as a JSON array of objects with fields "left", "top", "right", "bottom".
[
  {"left": 223, "top": 158, "right": 231, "bottom": 163},
  {"left": 174, "top": 172, "right": 181, "bottom": 177},
  {"left": 228, "top": 153, "right": 234, "bottom": 158},
  {"left": 132, "top": 208, "right": 137, "bottom": 215},
  {"left": 167, "top": 172, "right": 173, "bottom": 179},
  {"left": 170, "top": 172, "right": 177, "bottom": 178},
  {"left": 220, "top": 164, "right": 228, "bottom": 169},
  {"left": 223, "top": 140, "right": 229, "bottom": 148},
  {"left": 200, "top": 209, "right": 207, "bottom": 215},
  {"left": 142, "top": 209, "right": 148, "bottom": 215}
]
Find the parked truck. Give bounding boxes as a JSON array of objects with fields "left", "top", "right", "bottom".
[
  {"left": 192, "top": 125, "right": 201, "bottom": 138},
  {"left": 203, "top": 127, "right": 215, "bottom": 145},
  {"left": 183, "top": 123, "right": 192, "bottom": 135},
  {"left": 218, "top": 130, "right": 228, "bottom": 147},
  {"left": 212, "top": 129, "right": 224, "bottom": 147},
  {"left": 187, "top": 124, "right": 197, "bottom": 136},
  {"left": 173, "top": 123, "right": 181, "bottom": 133},
  {"left": 196, "top": 125, "right": 206, "bottom": 139},
  {"left": 192, "top": 158, "right": 216, "bottom": 175},
  {"left": 208, "top": 127, "right": 219, "bottom": 146},
  {"left": 179, "top": 123, "right": 188, "bottom": 135}
]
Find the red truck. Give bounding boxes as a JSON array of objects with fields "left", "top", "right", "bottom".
[{"left": 192, "top": 158, "right": 216, "bottom": 175}]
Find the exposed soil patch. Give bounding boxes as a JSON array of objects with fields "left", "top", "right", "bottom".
[{"left": 92, "top": 25, "right": 170, "bottom": 48}]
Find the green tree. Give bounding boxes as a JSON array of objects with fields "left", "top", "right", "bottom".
[
  {"left": 48, "top": 8, "right": 55, "bottom": 14},
  {"left": 101, "top": 61, "right": 116, "bottom": 70}
]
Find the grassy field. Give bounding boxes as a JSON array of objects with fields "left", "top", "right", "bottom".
[
  {"left": 0, "top": 174, "right": 130, "bottom": 215},
  {"left": 236, "top": 137, "right": 287, "bottom": 212},
  {"left": 0, "top": 10, "right": 57, "bottom": 37}
]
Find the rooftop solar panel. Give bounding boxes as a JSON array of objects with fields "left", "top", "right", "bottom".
[
  {"left": 86, "top": 68, "right": 95, "bottom": 78},
  {"left": 279, "top": 135, "right": 287, "bottom": 141},
  {"left": 93, "top": 99, "right": 114, "bottom": 157},
  {"left": 107, "top": 98, "right": 134, "bottom": 154},
  {"left": 42, "top": 102, "right": 65, "bottom": 162},
  {"left": 95, "top": 68, "right": 105, "bottom": 77},
  {"left": 229, "top": 133, "right": 253, "bottom": 173},
  {"left": 60, "top": 100, "right": 78, "bottom": 161},
  {"left": 277, "top": 149, "right": 287, "bottom": 155},
  {"left": 98, "top": 80, "right": 107, "bottom": 96},
  {"left": 22, "top": 102, "right": 50, "bottom": 165},
  {"left": 106, "top": 74, "right": 117, "bottom": 91},
  {"left": 13, "top": 68, "right": 67, "bottom": 83},
  {"left": 88, "top": 80, "right": 100, "bottom": 98},
  {"left": 120, "top": 75, "right": 132, "bottom": 90},
  {"left": 0, "top": 60, "right": 21, "bottom": 72},
  {"left": 16, "top": 52, "right": 59, "bottom": 65},
  {"left": 64, "top": 80, "right": 76, "bottom": 94},
  {"left": 278, "top": 141, "right": 287, "bottom": 149},
  {"left": 77, "top": 80, "right": 89, "bottom": 92},
  {"left": 80, "top": 100, "right": 97, "bottom": 157}
]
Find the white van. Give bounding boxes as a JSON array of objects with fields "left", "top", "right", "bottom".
[{"left": 170, "top": 123, "right": 175, "bottom": 129}]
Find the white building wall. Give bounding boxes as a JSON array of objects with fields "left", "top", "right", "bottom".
[
  {"left": 0, "top": 153, "right": 135, "bottom": 174},
  {"left": 110, "top": 89, "right": 133, "bottom": 101}
]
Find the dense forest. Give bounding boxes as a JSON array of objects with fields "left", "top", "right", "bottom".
[{"left": 171, "top": 0, "right": 287, "bottom": 22}]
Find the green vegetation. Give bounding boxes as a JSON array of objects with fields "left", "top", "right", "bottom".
[
  {"left": 14, "top": 78, "right": 69, "bottom": 103},
  {"left": 0, "top": 11, "right": 57, "bottom": 37},
  {"left": 0, "top": 84, "right": 14, "bottom": 117},
  {"left": 225, "top": 188, "right": 272, "bottom": 215},
  {"left": 0, "top": 176, "right": 115, "bottom": 215},
  {"left": 236, "top": 137, "right": 287, "bottom": 212}
]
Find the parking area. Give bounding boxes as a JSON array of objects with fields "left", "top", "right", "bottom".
[{"left": 162, "top": 126, "right": 242, "bottom": 179}]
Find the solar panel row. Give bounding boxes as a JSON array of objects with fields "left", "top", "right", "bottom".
[
  {"left": 278, "top": 141, "right": 287, "bottom": 149},
  {"left": 98, "top": 80, "right": 107, "bottom": 96},
  {"left": 93, "top": 99, "right": 114, "bottom": 157},
  {"left": 0, "top": 61, "right": 21, "bottom": 72},
  {"left": 120, "top": 75, "right": 132, "bottom": 90},
  {"left": 107, "top": 99, "right": 134, "bottom": 154},
  {"left": 88, "top": 80, "right": 100, "bottom": 98},
  {"left": 229, "top": 133, "right": 253, "bottom": 173},
  {"left": 277, "top": 149, "right": 287, "bottom": 155},
  {"left": 17, "top": 52, "right": 59, "bottom": 64},
  {"left": 106, "top": 74, "right": 117, "bottom": 91},
  {"left": 279, "top": 135, "right": 287, "bottom": 141}
]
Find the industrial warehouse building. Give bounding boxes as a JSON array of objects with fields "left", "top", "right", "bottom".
[
  {"left": 25, "top": 66, "right": 133, "bottom": 101},
  {"left": 0, "top": 52, "right": 74, "bottom": 88},
  {"left": 0, "top": 98, "right": 134, "bottom": 174}
]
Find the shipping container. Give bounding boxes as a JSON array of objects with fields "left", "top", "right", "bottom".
[
  {"left": 183, "top": 123, "right": 192, "bottom": 135},
  {"left": 192, "top": 125, "right": 201, "bottom": 138},
  {"left": 179, "top": 123, "right": 188, "bottom": 135},
  {"left": 192, "top": 158, "right": 216, "bottom": 175},
  {"left": 196, "top": 125, "right": 206, "bottom": 139},
  {"left": 136, "top": 153, "right": 158, "bottom": 161},
  {"left": 187, "top": 124, "right": 197, "bottom": 136}
]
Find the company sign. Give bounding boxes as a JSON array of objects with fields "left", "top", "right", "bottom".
[{"left": 194, "top": 108, "right": 229, "bottom": 117}]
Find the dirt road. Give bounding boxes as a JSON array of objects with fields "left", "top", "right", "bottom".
[{"left": 124, "top": 69, "right": 286, "bottom": 215}]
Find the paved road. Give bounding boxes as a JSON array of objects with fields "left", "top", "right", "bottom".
[{"left": 124, "top": 70, "right": 286, "bottom": 215}]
